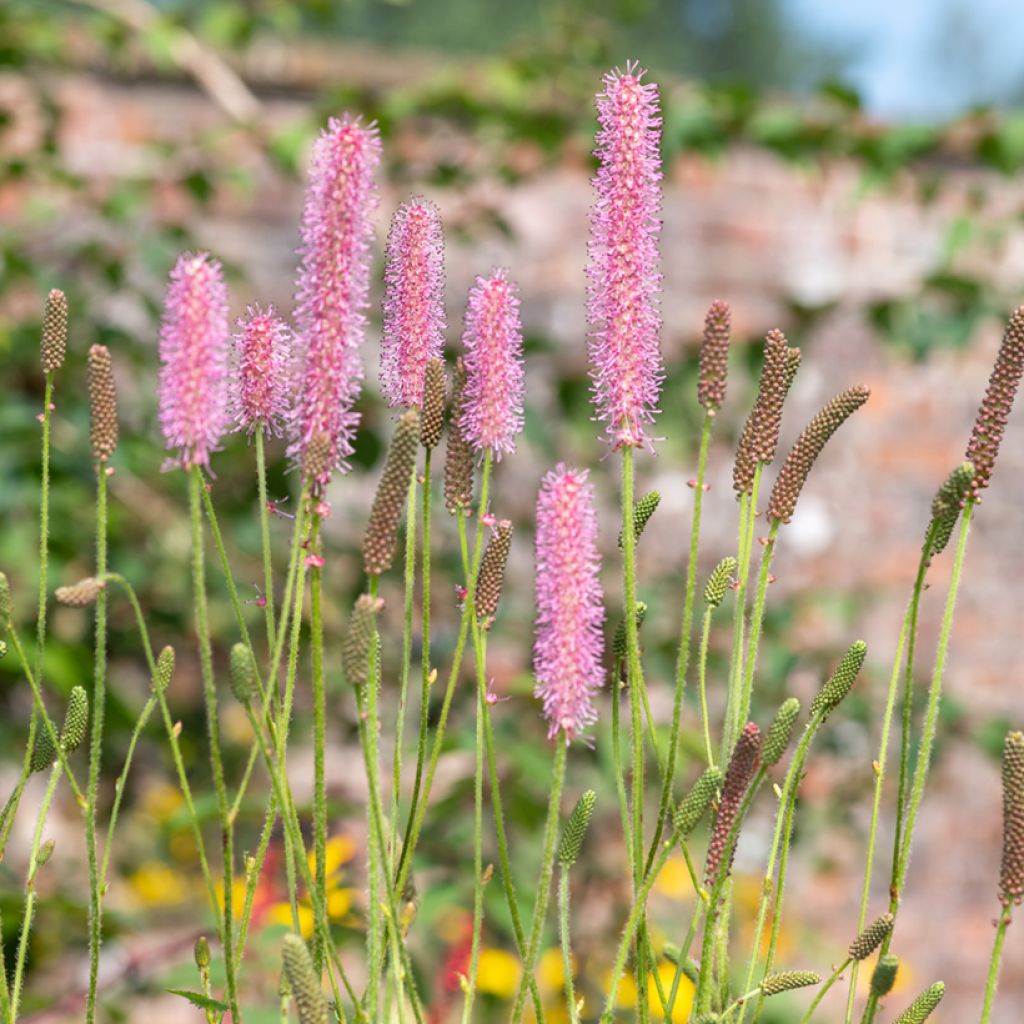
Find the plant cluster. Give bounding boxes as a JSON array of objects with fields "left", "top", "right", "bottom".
[{"left": 1, "top": 61, "right": 1022, "bottom": 1024}]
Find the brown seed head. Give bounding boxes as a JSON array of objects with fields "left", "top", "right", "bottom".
[
  {"left": 766, "top": 384, "right": 870, "bottom": 524},
  {"left": 698, "top": 299, "right": 731, "bottom": 412},
  {"left": 41, "top": 289, "right": 68, "bottom": 373},
  {"left": 55, "top": 577, "right": 106, "bottom": 608},
  {"left": 363, "top": 410, "right": 419, "bottom": 575},
  {"left": 733, "top": 330, "right": 800, "bottom": 497},
  {"left": 420, "top": 356, "right": 446, "bottom": 449},
  {"left": 87, "top": 344, "right": 118, "bottom": 461},
  {"left": 444, "top": 357, "right": 475, "bottom": 514},
  {"left": 849, "top": 912, "right": 895, "bottom": 960},
  {"left": 966, "top": 307, "right": 1024, "bottom": 499},
  {"left": 1000, "top": 730, "right": 1024, "bottom": 906},
  {"left": 704, "top": 721, "right": 761, "bottom": 886},
  {"left": 301, "top": 431, "right": 334, "bottom": 488},
  {"left": 475, "top": 519, "right": 513, "bottom": 622}
]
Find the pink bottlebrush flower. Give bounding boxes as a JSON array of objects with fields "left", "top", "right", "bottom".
[
  {"left": 459, "top": 268, "right": 525, "bottom": 458},
  {"left": 158, "top": 252, "right": 230, "bottom": 468},
  {"left": 232, "top": 304, "right": 292, "bottom": 436},
  {"left": 289, "top": 115, "right": 381, "bottom": 486},
  {"left": 586, "top": 62, "right": 664, "bottom": 450},
  {"left": 533, "top": 465, "right": 606, "bottom": 741},
  {"left": 380, "top": 197, "right": 446, "bottom": 408}
]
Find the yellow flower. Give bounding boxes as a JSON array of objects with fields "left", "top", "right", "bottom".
[
  {"left": 308, "top": 834, "right": 357, "bottom": 882},
  {"left": 603, "top": 962, "right": 694, "bottom": 1023},
  {"left": 129, "top": 861, "right": 189, "bottom": 906},
  {"left": 653, "top": 855, "right": 695, "bottom": 900},
  {"left": 267, "top": 902, "right": 316, "bottom": 939},
  {"left": 537, "top": 947, "right": 568, "bottom": 993},
  {"left": 476, "top": 948, "right": 521, "bottom": 999}
]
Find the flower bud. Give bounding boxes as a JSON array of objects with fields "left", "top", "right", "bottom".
[
  {"left": 30, "top": 727, "right": 56, "bottom": 774},
  {"left": 88, "top": 344, "right": 119, "bottom": 462},
  {"left": 229, "top": 642, "right": 256, "bottom": 704},
  {"left": 760, "top": 971, "right": 820, "bottom": 997},
  {"left": 420, "top": 357, "right": 446, "bottom": 449},
  {"left": 762, "top": 697, "right": 800, "bottom": 767},
  {"left": 281, "top": 933, "right": 329, "bottom": 1024},
  {"left": 870, "top": 954, "right": 899, "bottom": 997},
  {"left": 999, "top": 730, "right": 1024, "bottom": 906},
  {"left": 37, "top": 838, "right": 55, "bottom": 867},
  {"left": 612, "top": 602, "right": 648, "bottom": 663},
  {"left": 153, "top": 645, "right": 175, "bottom": 694},
  {"left": 0, "top": 571, "right": 12, "bottom": 620},
  {"left": 363, "top": 410, "right": 419, "bottom": 575},
  {"left": 41, "top": 289, "right": 68, "bottom": 374},
  {"left": 343, "top": 594, "right": 381, "bottom": 687},
  {"left": 704, "top": 556, "right": 737, "bottom": 608},
  {"left": 60, "top": 685, "right": 89, "bottom": 754},
  {"left": 194, "top": 935, "right": 211, "bottom": 970},
  {"left": 444, "top": 357, "right": 475, "bottom": 515},
  {"left": 849, "top": 912, "right": 894, "bottom": 960},
  {"left": 55, "top": 577, "right": 106, "bottom": 608},
  {"left": 674, "top": 766, "right": 723, "bottom": 836},
  {"left": 810, "top": 640, "right": 867, "bottom": 718},
  {"left": 617, "top": 490, "right": 661, "bottom": 549},
  {"left": 928, "top": 461, "right": 974, "bottom": 555},
  {"left": 557, "top": 790, "right": 597, "bottom": 867},
  {"left": 892, "top": 982, "right": 944, "bottom": 1024},
  {"left": 475, "top": 519, "right": 513, "bottom": 622}
]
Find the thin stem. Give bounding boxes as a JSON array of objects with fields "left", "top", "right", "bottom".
[
  {"left": 308, "top": 511, "right": 327, "bottom": 973},
  {"left": 254, "top": 429, "right": 277, "bottom": 650},
  {"left": 720, "top": 986, "right": 764, "bottom": 1023},
  {"left": 85, "top": 465, "right": 108, "bottom": 1024},
  {"left": 698, "top": 606, "right": 716, "bottom": 769},
  {"left": 800, "top": 958, "right": 851, "bottom": 1024},
  {"left": 365, "top": 574, "right": 383, "bottom": 1020},
  {"left": 188, "top": 470, "right": 241, "bottom": 1023},
  {"left": 8, "top": 764, "right": 60, "bottom": 1023},
  {"left": 736, "top": 519, "right": 780, "bottom": 734},
  {"left": 979, "top": 908, "right": 1011, "bottom": 1024},
  {"left": 610, "top": 665, "right": 634, "bottom": 880},
  {"left": 35, "top": 373, "right": 54, "bottom": 703},
  {"left": 559, "top": 867, "right": 580, "bottom": 1024},
  {"left": 665, "top": 905, "right": 705, "bottom": 1020},
  {"left": 510, "top": 738, "right": 568, "bottom": 1024}
]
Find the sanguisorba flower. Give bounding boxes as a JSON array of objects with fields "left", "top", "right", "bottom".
[
  {"left": 290, "top": 115, "right": 381, "bottom": 486},
  {"left": 158, "top": 252, "right": 229, "bottom": 468},
  {"left": 533, "top": 465, "right": 605, "bottom": 740},
  {"left": 381, "top": 197, "right": 446, "bottom": 409},
  {"left": 459, "top": 268, "right": 525, "bottom": 459},
  {"left": 586, "top": 62, "right": 664, "bottom": 449},
  {"left": 232, "top": 305, "right": 291, "bottom": 436}
]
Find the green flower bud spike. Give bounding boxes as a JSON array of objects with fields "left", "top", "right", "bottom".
[
  {"left": 674, "top": 766, "right": 723, "bottom": 837},
  {"left": 59, "top": 685, "right": 89, "bottom": 754},
  {"left": 810, "top": 640, "right": 867, "bottom": 718},
  {"left": 613, "top": 601, "right": 648, "bottom": 662},
  {"left": 759, "top": 971, "right": 820, "bottom": 996},
  {"left": 29, "top": 728, "right": 56, "bottom": 774},
  {"left": 229, "top": 642, "right": 256, "bottom": 703},
  {"left": 928, "top": 461, "right": 974, "bottom": 556},
  {"left": 704, "top": 556, "right": 738, "bottom": 608},
  {"left": 343, "top": 594, "right": 382, "bottom": 687},
  {"left": 0, "top": 571, "right": 11, "bottom": 620},
  {"left": 36, "top": 839, "right": 55, "bottom": 867},
  {"left": 892, "top": 982, "right": 944, "bottom": 1024},
  {"left": 153, "top": 645, "right": 175, "bottom": 694},
  {"left": 870, "top": 954, "right": 899, "bottom": 997},
  {"left": 617, "top": 490, "right": 661, "bottom": 548},
  {"left": 557, "top": 790, "right": 597, "bottom": 867},
  {"left": 194, "top": 935, "right": 211, "bottom": 970},
  {"left": 999, "top": 729, "right": 1024, "bottom": 906},
  {"left": 849, "top": 912, "right": 894, "bottom": 960},
  {"left": 281, "top": 933, "right": 329, "bottom": 1024},
  {"left": 762, "top": 697, "right": 800, "bottom": 767}
]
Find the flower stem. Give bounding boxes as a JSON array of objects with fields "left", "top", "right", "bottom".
[
  {"left": 308, "top": 509, "right": 327, "bottom": 973},
  {"left": 559, "top": 866, "right": 580, "bottom": 1024},
  {"left": 736, "top": 518, "right": 779, "bottom": 735},
  {"left": 254, "top": 429, "right": 277, "bottom": 650},
  {"left": 799, "top": 958, "right": 851, "bottom": 1024},
  {"left": 698, "top": 606, "right": 716, "bottom": 769},
  {"left": 365, "top": 573, "right": 384, "bottom": 1019},
  {"left": 979, "top": 908, "right": 1011, "bottom": 1024}
]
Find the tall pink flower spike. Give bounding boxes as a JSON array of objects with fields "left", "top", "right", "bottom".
[
  {"left": 232, "top": 305, "right": 291, "bottom": 436},
  {"left": 380, "top": 197, "right": 446, "bottom": 408},
  {"left": 533, "top": 464, "right": 606, "bottom": 741},
  {"left": 290, "top": 115, "right": 381, "bottom": 486},
  {"left": 459, "top": 268, "right": 525, "bottom": 459},
  {"left": 586, "top": 62, "right": 664, "bottom": 450},
  {"left": 158, "top": 251, "right": 230, "bottom": 468}
]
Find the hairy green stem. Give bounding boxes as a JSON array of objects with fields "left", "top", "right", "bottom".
[
  {"left": 979, "top": 909, "right": 1011, "bottom": 1024},
  {"left": 308, "top": 511, "right": 327, "bottom": 973},
  {"left": 736, "top": 519, "right": 779, "bottom": 735},
  {"left": 254, "top": 429, "right": 277, "bottom": 650},
  {"left": 698, "top": 606, "right": 716, "bottom": 769},
  {"left": 800, "top": 958, "right": 851, "bottom": 1024},
  {"left": 559, "top": 867, "right": 581, "bottom": 1024}
]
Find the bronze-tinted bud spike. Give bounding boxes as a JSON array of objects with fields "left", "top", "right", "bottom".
[
  {"left": 420, "top": 357, "right": 446, "bottom": 449},
  {"left": 698, "top": 299, "right": 731, "bottom": 412},
  {"left": 704, "top": 556, "right": 738, "bottom": 608},
  {"left": 342, "top": 594, "right": 381, "bottom": 687},
  {"left": 363, "top": 410, "right": 419, "bottom": 575},
  {"left": 704, "top": 722, "right": 761, "bottom": 886},
  {"left": 612, "top": 601, "right": 648, "bottom": 662},
  {"left": 849, "top": 912, "right": 894, "bottom": 960},
  {"left": 41, "top": 288, "right": 68, "bottom": 374},
  {"left": 443, "top": 356, "right": 474, "bottom": 515},
  {"left": 475, "top": 519, "right": 513, "bottom": 622},
  {"left": 999, "top": 730, "right": 1024, "bottom": 906},
  {"left": 87, "top": 344, "right": 119, "bottom": 462},
  {"left": 301, "top": 431, "right": 334, "bottom": 487},
  {"left": 767, "top": 384, "right": 870, "bottom": 524},
  {"left": 928, "top": 461, "right": 974, "bottom": 555},
  {"left": 56, "top": 577, "right": 106, "bottom": 608}
]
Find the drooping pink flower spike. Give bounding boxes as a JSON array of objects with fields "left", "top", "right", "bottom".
[
  {"left": 459, "top": 268, "right": 525, "bottom": 459},
  {"left": 232, "top": 304, "right": 292, "bottom": 436},
  {"left": 380, "top": 197, "right": 446, "bottom": 409},
  {"left": 533, "top": 465, "right": 606, "bottom": 741},
  {"left": 158, "top": 251, "right": 230, "bottom": 468},
  {"left": 289, "top": 114, "right": 381, "bottom": 487},
  {"left": 586, "top": 61, "right": 664, "bottom": 450}
]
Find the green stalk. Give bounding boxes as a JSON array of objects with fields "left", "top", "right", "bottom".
[
  {"left": 188, "top": 470, "right": 241, "bottom": 1024},
  {"left": 698, "top": 606, "right": 716, "bottom": 769},
  {"left": 254, "top": 429, "right": 277, "bottom": 650},
  {"left": 559, "top": 866, "right": 580, "bottom": 1024},
  {"left": 365, "top": 574, "right": 383, "bottom": 1020},
  {"left": 799, "top": 958, "right": 851, "bottom": 1024},
  {"left": 403, "top": 450, "right": 433, "bottom": 870},
  {"left": 979, "top": 909, "right": 1011, "bottom": 1024},
  {"left": 610, "top": 662, "right": 634, "bottom": 880},
  {"left": 8, "top": 763, "right": 60, "bottom": 1023},
  {"left": 844, "top": 534, "right": 933, "bottom": 1023},
  {"left": 665, "top": 901, "right": 707, "bottom": 1020},
  {"left": 34, "top": 373, "right": 54, "bottom": 704},
  {"left": 392, "top": 466, "right": 419, "bottom": 878},
  {"left": 509, "top": 739, "right": 567, "bottom": 1024},
  {"left": 736, "top": 519, "right": 779, "bottom": 734},
  {"left": 308, "top": 510, "right": 327, "bottom": 972},
  {"left": 85, "top": 464, "right": 108, "bottom": 1024}
]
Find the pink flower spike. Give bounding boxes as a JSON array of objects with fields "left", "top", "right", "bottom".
[
  {"left": 232, "top": 304, "right": 291, "bottom": 436},
  {"left": 586, "top": 62, "right": 664, "bottom": 450},
  {"left": 289, "top": 115, "right": 382, "bottom": 487},
  {"left": 380, "top": 197, "right": 446, "bottom": 408},
  {"left": 158, "top": 252, "right": 230, "bottom": 468},
  {"left": 459, "top": 268, "right": 525, "bottom": 459},
  {"left": 533, "top": 465, "right": 606, "bottom": 741}
]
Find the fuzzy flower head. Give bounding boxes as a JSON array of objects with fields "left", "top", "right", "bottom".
[
  {"left": 586, "top": 62, "right": 664, "bottom": 449},
  {"left": 459, "top": 268, "right": 525, "bottom": 458},
  {"left": 232, "top": 305, "right": 292, "bottom": 436},
  {"left": 380, "top": 197, "right": 446, "bottom": 408},
  {"left": 158, "top": 252, "right": 230, "bottom": 468},
  {"left": 290, "top": 115, "right": 381, "bottom": 487},
  {"left": 533, "top": 465, "right": 605, "bottom": 741}
]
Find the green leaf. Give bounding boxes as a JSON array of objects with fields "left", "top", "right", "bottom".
[{"left": 167, "top": 989, "right": 229, "bottom": 1013}]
